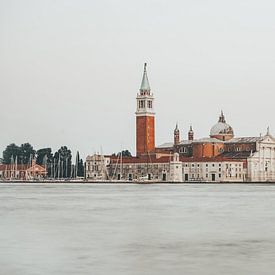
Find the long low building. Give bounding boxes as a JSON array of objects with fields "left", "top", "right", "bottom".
[
  {"left": 0, "top": 160, "right": 47, "bottom": 180},
  {"left": 85, "top": 127, "right": 275, "bottom": 183},
  {"left": 85, "top": 153, "right": 247, "bottom": 183}
]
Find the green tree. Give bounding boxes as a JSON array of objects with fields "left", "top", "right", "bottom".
[
  {"left": 53, "top": 146, "right": 72, "bottom": 178},
  {"left": 79, "top": 159, "right": 84, "bottom": 177},
  {"left": 2, "top": 143, "right": 21, "bottom": 164},
  {"left": 75, "top": 151, "right": 80, "bottom": 177},
  {"left": 36, "top": 148, "right": 53, "bottom": 165},
  {"left": 20, "top": 143, "right": 36, "bottom": 164},
  {"left": 2, "top": 143, "right": 36, "bottom": 164},
  {"left": 121, "top": 150, "right": 132, "bottom": 157},
  {"left": 36, "top": 148, "right": 53, "bottom": 176},
  {"left": 112, "top": 150, "right": 132, "bottom": 157}
]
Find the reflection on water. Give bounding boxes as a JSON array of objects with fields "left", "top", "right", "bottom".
[{"left": 1, "top": 183, "right": 275, "bottom": 275}]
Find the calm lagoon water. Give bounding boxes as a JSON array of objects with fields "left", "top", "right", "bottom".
[{"left": 1, "top": 183, "right": 275, "bottom": 275}]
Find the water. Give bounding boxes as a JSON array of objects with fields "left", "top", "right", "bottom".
[{"left": 1, "top": 183, "right": 275, "bottom": 275}]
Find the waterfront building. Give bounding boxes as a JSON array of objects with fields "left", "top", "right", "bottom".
[
  {"left": 106, "top": 153, "right": 182, "bottom": 182},
  {"left": 157, "top": 113, "right": 275, "bottom": 182},
  {"left": 85, "top": 153, "right": 246, "bottom": 183},
  {"left": 85, "top": 154, "right": 110, "bottom": 180},
  {"left": 85, "top": 64, "right": 275, "bottom": 182},
  {"left": 181, "top": 158, "right": 245, "bottom": 182},
  {"left": 0, "top": 159, "right": 47, "bottom": 180}
]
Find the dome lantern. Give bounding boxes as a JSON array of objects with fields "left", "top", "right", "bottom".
[{"left": 210, "top": 111, "right": 234, "bottom": 141}]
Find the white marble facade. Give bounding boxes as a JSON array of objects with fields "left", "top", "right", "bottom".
[
  {"left": 182, "top": 161, "right": 245, "bottom": 182},
  {"left": 247, "top": 133, "right": 275, "bottom": 182}
]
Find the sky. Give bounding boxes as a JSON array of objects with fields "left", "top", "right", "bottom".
[{"left": 0, "top": 0, "right": 275, "bottom": 159}]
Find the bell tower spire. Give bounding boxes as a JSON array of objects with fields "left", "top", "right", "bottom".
[
  {"left": 140, "top": 63, "right": 150, "bottom": 92},
  {"left": 188, "top": 125, "right": 194, "bottom": 141},
  {"left": 136, "top": 63, "right": 155, "bottom": 157},
  {"left": 174, "top": 123, "right": 180, "bottom": 145}
]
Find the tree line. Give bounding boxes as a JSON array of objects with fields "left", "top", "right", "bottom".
[{"left": 2, "top": 143, "right": 84, "bottom": 178}]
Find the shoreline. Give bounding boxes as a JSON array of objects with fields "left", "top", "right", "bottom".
[{"left": 1, "top": 180, "right": 275, "bottom": 184}]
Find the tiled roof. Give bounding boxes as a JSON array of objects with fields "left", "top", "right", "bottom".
[
  {"left": 179, "top": 140, "right": 193, "bottom": 145},
  {"left": 220, "top": 151, "right": 252, "bottom": 159},
  {"left": 192, "top": 137, "right": 224, "bottom": 143},
  {"left": 0, "top": 164, "right": 46, "bottom": 171},
  {"left": 225, "top": 137, "right": 261, "bottom": 143},
  {"left": 157, "top": 137, "right": 224, "bottom": 148},
  {"left": 179, "top": 156, "right": 245, "bottom": 163},
  {"left": 109, "top": 155, "right": 246, "bottom": 165},
  {"left": 109, "top": 156, "right": 172, "bottom": 164},
  {"left": 0, "top": 164, "right": 29, "bottom": 170},
  {"left": 156, "top": 142, "right": 173, "bottom": 148}
]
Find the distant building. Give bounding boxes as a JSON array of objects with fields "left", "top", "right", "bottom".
[
  {"left": 107, "top": 153, "right": 181, "bottom": 182},
  {"left": 157, "top": 113, "right": 275, "bottom": 182},
  {"left": 85, "top": 64, "right": 275, "bottom": 182},
  {"left": 0, "top": 159, "right": 47, "bottom": 180},
  {"left": 85, "top": 154, "right": 110, "bottom": 180}
]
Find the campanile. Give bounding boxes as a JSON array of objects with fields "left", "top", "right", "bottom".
[{"left": 136, "top": 63, "right": 155, "bottom": 157}]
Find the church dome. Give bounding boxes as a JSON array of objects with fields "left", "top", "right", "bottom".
[{"left": 210, "top": 111, "right": 234, "bottom": 141}]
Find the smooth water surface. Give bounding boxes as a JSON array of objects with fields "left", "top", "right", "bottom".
[{"left": 1, "top": 183, "right": 275, "bottom": 275}]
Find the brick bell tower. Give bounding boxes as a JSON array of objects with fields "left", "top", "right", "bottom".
[{"left": 136, "top": 63, "right": 155, "bottom": 157}]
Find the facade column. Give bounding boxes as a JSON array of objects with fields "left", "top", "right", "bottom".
[{"left": 263, "top": 146, "right": 265, "bottom": 181}]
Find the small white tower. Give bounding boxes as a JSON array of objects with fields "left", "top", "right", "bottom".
[{"left": 169, "top": 153, "right": 183, "bottom": 182}]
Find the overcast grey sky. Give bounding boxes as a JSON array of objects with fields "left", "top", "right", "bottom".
[{"left": 1, "top": 0, "right": 275, "bottom": 158}]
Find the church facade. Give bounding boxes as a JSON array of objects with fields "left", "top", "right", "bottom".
[{"left": 86, "top": 64, "right": 275, "bottom": 182}]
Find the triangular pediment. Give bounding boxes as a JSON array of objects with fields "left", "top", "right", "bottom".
[
  {"left": 261, "top": 134, "right": 275, "bottom": 144},
  {"left": 26, "top": 164, "right": 46, "bottom": 172}
]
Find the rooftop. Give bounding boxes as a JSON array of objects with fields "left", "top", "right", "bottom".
[{"left": 225, "top": 137, "right": 261, "bottom": 143}]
